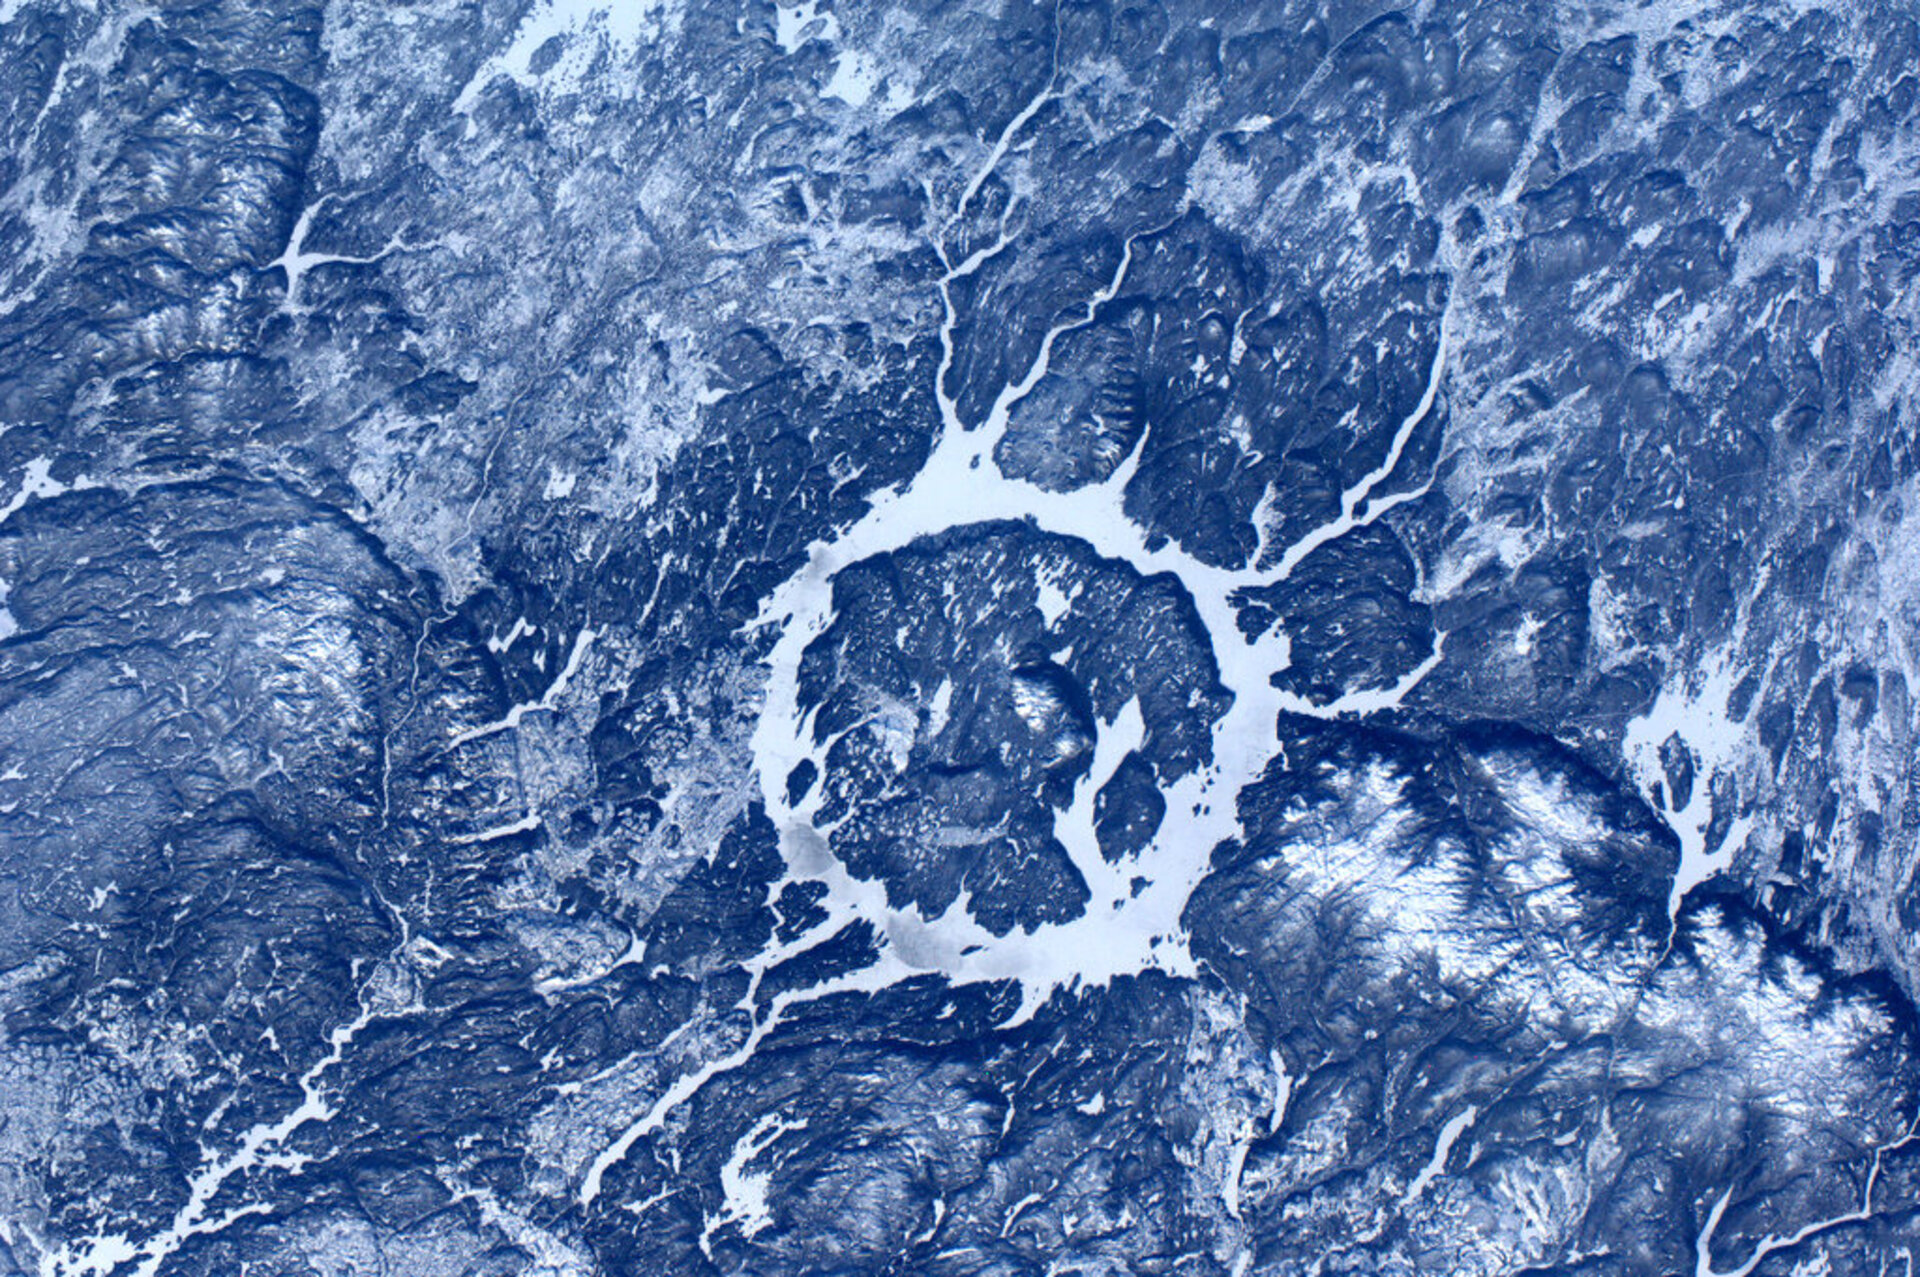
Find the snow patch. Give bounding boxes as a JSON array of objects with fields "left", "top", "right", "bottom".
[{"left": 1034, "top": 567, "right": 1072, "bottom": 627}]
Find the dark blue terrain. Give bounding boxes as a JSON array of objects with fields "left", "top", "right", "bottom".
[{"left": 3, "top": 0, "right": 1920, "bottom": 1273}]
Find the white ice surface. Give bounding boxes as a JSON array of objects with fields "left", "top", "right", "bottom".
[
  {"left": 452, "top": 0, "right": 680, "bottom": 115},
  {"left": 1622, "top": 644, "right": 1757, "bottom": 923},
  {"left": 450, "top": 626, "right": 599, "bottom": 746},
  {"left": 1399, "top": 1105, "right": 1479, "bottom": 1207},
  {"left": 772, "top": 0, "right": 838, "bottom": 54},
  {"left": 44, "top": 1001, "right": 380, "bottom": 1277},
  {"left": 1, "top": 456, "right": 96, "bottom": 526},
  {"left": 699, "top": 1113, "right": 805, "bottom": 1256},
  {"left": 266, "top": 197, "right": 426, "bottom": 314},
  {"left": 822, "top": 51, "right": 877, "bottom": 106},
  {"left": 1694, "top": 1116, "right": 1920, "bottom": 1277}
]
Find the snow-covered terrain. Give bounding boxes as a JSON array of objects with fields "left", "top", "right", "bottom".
[{"left": 3, "top": 0, "right": 1920, "bottom": 1272}]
